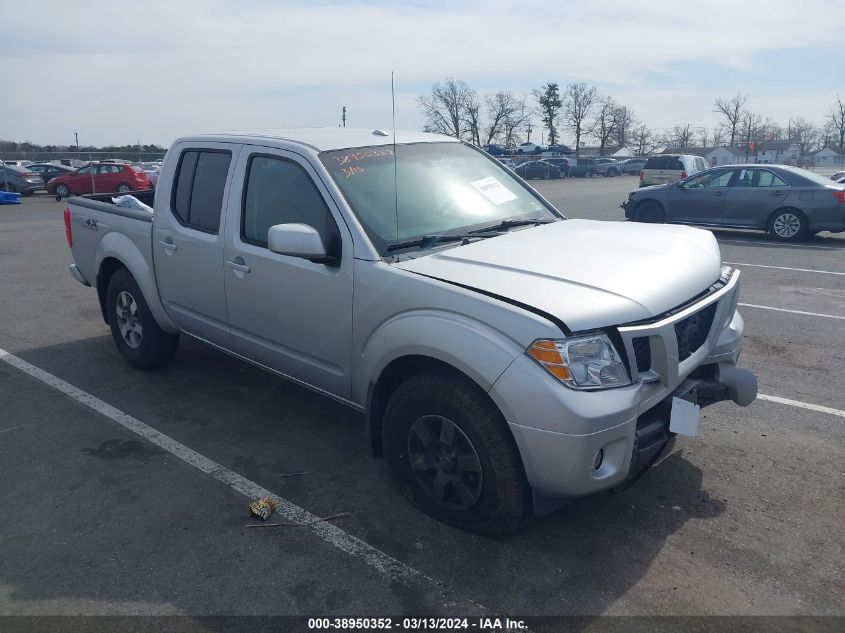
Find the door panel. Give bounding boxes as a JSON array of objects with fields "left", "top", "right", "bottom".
[
  {"left": 71, "top": 167, "right": 94, "bottom": 194},
  {"left": 666, "top": 168, "right": 736, "bottom": 224},
  {"left": 152, "top": 143, "right": 238, "bottom": 346},
  {"left": 723, "top": 168, "right": 791, "bottom": 228},
  {"left": 223, "top": 149, "right": 354, "bottom": 399}
]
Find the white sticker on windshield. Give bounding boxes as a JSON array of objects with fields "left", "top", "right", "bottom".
[{"left": 470, "top": 177, "right": 517, "bottom": 205}]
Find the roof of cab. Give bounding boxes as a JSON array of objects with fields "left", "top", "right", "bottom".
[{"left": 189, "top": 128, "right": 459, "bottom": 152}]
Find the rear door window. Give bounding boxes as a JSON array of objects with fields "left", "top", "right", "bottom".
[
  {"left": 171, "top": 150, "right": 232, "bottom": 233},
  {"left": 752, "top": 170, "right": 789, "bottom": 187}
]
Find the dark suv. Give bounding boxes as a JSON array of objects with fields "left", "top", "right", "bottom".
[
  {"left": 568, "top": 157, "right": 597, "bottom": 177},
  {"left": 543, "top": 158, "right": 571, "bottom": 177}
]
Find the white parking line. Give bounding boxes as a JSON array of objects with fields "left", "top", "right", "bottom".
[
  {"left": 0, "top": 346, "right": 471, "bottom": 605},
  {"left": 738, "top": 303, "right": 845, "bottom": 320},
  {"left": 719, "top": 239, "right": 842, "bottom": 251},
  {"left": 726, "top": 262, "right": 845, "bottom": 276},
  {"left": 758, "top": 394, "right": 845, "bottom": 418}
]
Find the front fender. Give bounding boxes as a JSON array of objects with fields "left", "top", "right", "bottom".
[
  {"left": 95, "top": 232, "right": 178, "bottom": 333},
  {"left": 354, "top": 309, "right": 524, "bottom": 405}
]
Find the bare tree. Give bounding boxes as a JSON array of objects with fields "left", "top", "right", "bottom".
[
  {"left": 787, "top": 117, "right": 819, "bottom": 157},
  {"left": 532, "top": 83, "right": 563, "bottom": 145},
  {"left": 592, "top": 96, "right": 617, "bottom": 155},
  {"left": 483, "top": 91, "right": 518, "bottom": 145},
  {"left": 671, "top": 124, "right": 693, "bottom": 149},
  {"left": 697, "top": 127, "right": 709, "bottom": 148},
  {"left": 631, "top": 124, "right": 655, "bottom": 156},
  {"left": 501, "top": 95, "right": 531, "bottom": 147},
  {"left": 739, "top": 111, "right": 764, "bottom": 160},
  {"left": 463, "top": 89, "right": 482, "bottom": 146},
  {"left": 711, "top": 128, "right": 725, "bottom": 147},
  {"left": 416, "top": 78, "right": 473, "bottom": 138},
  {"left": 612, "top": 105, "right": 636, "bottom": 149},
  {"left": 562, "top": 82, "right": 597, "bottom": 155},
  {"left": 829, "top": 94, "right": 845, "bottom": 147},
  {"left": 713, "top": 94, "right": 747, "bottom": 145}
]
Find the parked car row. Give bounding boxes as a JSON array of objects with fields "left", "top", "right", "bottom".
[
  {"left": 483, "top": 143, "right": 574, "bottom": 156},
  {"left": 0, "top": 160, "right": 160, "bottom": 197}
]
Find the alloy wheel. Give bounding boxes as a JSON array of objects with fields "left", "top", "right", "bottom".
[
  {"left": 115, "top": 290, "right": 143, "bottom": 349},
  {"left": 407, "top": 415, "right": 483, "bottom": 511},
  {"left": 773, "top": 212, "right": 800, "bottom": 238}
]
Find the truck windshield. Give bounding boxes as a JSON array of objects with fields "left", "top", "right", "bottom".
[{"left": 319, "top": 142, "right": 560, "bottom": 254}]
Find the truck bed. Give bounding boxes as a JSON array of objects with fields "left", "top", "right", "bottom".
[{"left": 66, "top": 192, "right": 155, "bottom": 291}]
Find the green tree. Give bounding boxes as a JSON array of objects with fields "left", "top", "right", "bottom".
[{"left": 533, "top": 83, "right": 563, "bottom": 145}]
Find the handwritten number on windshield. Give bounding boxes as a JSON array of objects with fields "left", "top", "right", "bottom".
[
  {"left": 334, "top": 148, "right": 394, "bottom": 166},
  {"left": 341, "top": 166, "right": 365, "bottom": 178}
]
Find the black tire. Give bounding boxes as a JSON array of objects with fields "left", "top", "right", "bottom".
[
  {"left": 634, "top": 200, "right": 665, "bottom": 223},
  {"left": 116, "top": 182, "right": 132, "bottom": 194},
  {"left": 55, "top": 184, "right": 70, "bottom": 197},
  {"left": 586, "top": 170, "right": 594, "bottom": 178},
  {"left": 106, "top": 268, "right": 179, "bottom": 369},
  {"left": 383, "top": 368, "right": 530, "bottom": 537},
  {"left": 767, "top": 208, "right": 808, "bottom": 242},
  {"left": 607, "top": 168, "right": 618, "bottom": 177}
]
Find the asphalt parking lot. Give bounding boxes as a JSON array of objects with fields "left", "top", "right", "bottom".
[{"left": 1, "top": 178, "right": 843, "bottom": 620}]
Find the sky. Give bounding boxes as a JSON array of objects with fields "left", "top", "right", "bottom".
[{"left": 2, "top": 0, "right": 843, "bottom": 147}]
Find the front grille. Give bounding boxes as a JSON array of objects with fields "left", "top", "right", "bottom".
[
  {"left": 674, "top": 303, "right": 717, "bottom": 361},
  {"left": 632, "top": 337, "right": 651, "bottom": 372}
]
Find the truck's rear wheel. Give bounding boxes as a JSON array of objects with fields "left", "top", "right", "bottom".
[
  {"left": 383, "top": 368, "right": 530, "bottom": 537},
  {"left": 106, "top": 268, "right": 178, "bottom": 369}
]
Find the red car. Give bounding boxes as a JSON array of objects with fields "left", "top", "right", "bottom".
[{"left": 48, "top": 163, "right": 151, "bottom": 197}]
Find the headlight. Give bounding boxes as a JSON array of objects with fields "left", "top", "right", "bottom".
[{"left": 527, "top": 333, "right": 631, "bottom": 390}]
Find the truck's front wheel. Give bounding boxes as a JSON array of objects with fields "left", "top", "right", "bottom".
[
  {"left": 106, "top": 268, "right": 178, "bottom": 369},
  {"left": 383, "top": 368, "right": 530, "bottom": 537}
]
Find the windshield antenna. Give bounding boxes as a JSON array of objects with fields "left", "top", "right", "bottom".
[{"left": 392, "top": 71, "right": 398, "bottom": 241}]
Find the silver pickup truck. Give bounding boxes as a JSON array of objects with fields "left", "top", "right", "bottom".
[{"left": 65, "top": 129, "right": 757, "bottom": 536}]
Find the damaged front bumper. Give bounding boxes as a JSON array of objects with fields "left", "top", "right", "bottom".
[{"left": 488, "top": 270, "right": 757, "bottom": 513}]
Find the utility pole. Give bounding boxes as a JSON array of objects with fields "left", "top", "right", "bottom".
[
  {"left": 342, "top": 106, "right": 347, "bottom": 128},
  {"left": 526, "top": 121, "right": 533, "bottom": 142},
  {"left": 74, "top": 132, "right": 79, "bottom": 151}
]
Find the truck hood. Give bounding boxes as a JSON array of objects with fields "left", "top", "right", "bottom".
[{"left": 394, "top": 219, "right": 722, "bottom": 332}]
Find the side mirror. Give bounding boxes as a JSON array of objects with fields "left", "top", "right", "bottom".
[{"left": 267, "top": 223, "right": 331, "bottom": 264}]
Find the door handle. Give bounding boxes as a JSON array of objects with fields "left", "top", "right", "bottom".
[
  {"left": 225, "top": 259, "right": 251, "bottom": 273},
  {"left": 712, "top": 191, "right": 726, "bottom": 197},
  {"left": 159, "top": 240, "right": 177, "bottom": 251},
  {"left": 771, "top": 191, "right": 786, "bottom": 196}
]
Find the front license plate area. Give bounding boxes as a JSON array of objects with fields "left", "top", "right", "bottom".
[{"left": 669, "top": 396, "right": 700, "bottom": 437}]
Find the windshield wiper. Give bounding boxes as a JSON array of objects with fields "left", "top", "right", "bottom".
[
  {"left": 468, "top": 218, "right": 556, "bottom": 234},
  {"left": 386, "top": 232, "right": 499, "bottom": 252}
]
